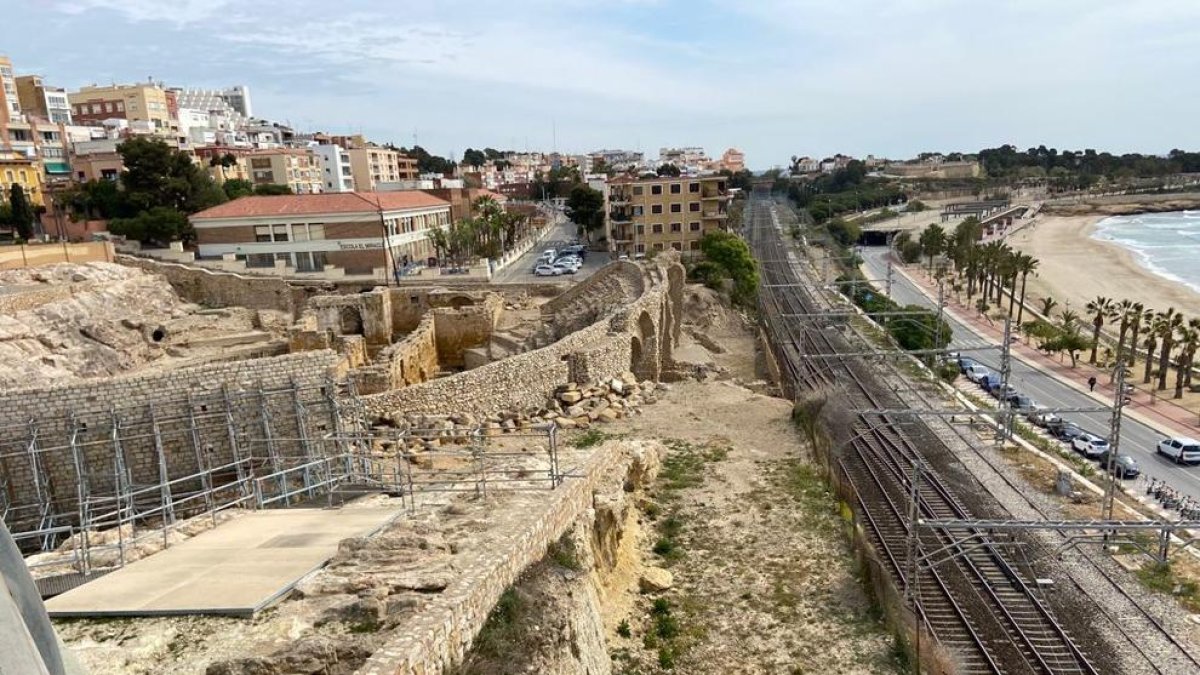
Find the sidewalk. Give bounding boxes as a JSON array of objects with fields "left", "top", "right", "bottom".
[{"left": 890, "top": 257, "right": 1200, "bottom": 436}]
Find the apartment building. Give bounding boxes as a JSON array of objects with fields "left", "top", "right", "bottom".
[
  {"left": 15, "top": 75, "right": 72, "bottom": 124},
  {"left": 607, "top": 175, "right": 730, "bottom": 256},
  {"left": 347, "top": 144, "right": 418, "bottom": 190},
  {"left": 191, "top": 191, "right": 451, "bottom": 275},
  {"left": 68, "top": 83, "right": 175, "bottom": 132},
  {"left": 312, "top": 144, "right": 355, "bottom": 192},
  {"left": 1, "top": 56, "right": 44, "bottom": 207},
  {"left": 719, "top": 148, "right": 745, "bottom": 172},
  {"left": 246, "top": 148, "right": 323, "bottom": 194}
]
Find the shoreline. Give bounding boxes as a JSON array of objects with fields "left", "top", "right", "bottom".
[{"left": 1008, "top": 212, "right": 1200, "bottom": 315}]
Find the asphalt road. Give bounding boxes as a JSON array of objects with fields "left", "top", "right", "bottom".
[
  {"left": 490, "top": 207, "right": 607, "bottom": 283},
  {"left": 860, "top": 246, "right": 1200, "bottom": 501}
]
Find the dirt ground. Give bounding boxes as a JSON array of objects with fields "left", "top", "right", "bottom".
[{"left": 601, "top": 286, "right": 900, "bottom": 674}]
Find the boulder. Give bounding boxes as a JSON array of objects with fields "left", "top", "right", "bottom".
[
  {"left": 639, "top": 567, "right": 674, "bottom": 593},
  {"left": 560, "top": 390, "right": 583, "bottom": 404}
]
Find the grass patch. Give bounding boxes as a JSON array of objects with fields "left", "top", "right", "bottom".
[
  {"left": 547, "top": 532, "right": 582, "bottom": 571},
  {"left": 617, "top": 619, "right": 632, "bottom": 638},
  {"left": 471, "top": 588, "right": 526, "bottom": 659},
  {"left": 1137, "top": 561, "right": 1200, "bottom": 613},
  {"left": 572, "top": 429, "right": 608, "bottom": 448}
]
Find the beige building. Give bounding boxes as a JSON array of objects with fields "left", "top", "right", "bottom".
[
  {"left": 1, "top": 55, "right": 45, "bottom": 207},
  {"left": 347, "top": 143, "right": 419, "bottom": 190},
  {"left": 246, "top": 149, "right": 324, "bottom": 194},
  {"left": 68, "top": 83, "right": 175, "bottom": 132},
  {"left": 191, "top": 191, "right": 451, "bottom": 276},
  {"left": 608, "top": 175, "right": 730, "bottom": 256},
  {"left": 719, "top": 148, "right": 745, "bottom": 172},
  {"left": 15, "top": 75, "right": 72, "bottom": 124}
]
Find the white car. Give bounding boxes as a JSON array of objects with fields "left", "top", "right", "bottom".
[
  {"left": 556, "top": 256, "right": 582, "bottom": 270},
  {"left": 534, "top": 264, "right": 562, "bottom": 277},
  {"left": 1157, "top": 437, "right": 1200, "bottom": 464},
  {"left": 552, "top": 260, "right": 578, "bottom": 275},
  {"left": 1071, "top": 433, "right": 1109, "bottom": 459},
  {"left": 964, "top": 365, "right": 992, "bottom": 383}
]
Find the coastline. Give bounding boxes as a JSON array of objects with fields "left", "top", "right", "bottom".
[{"left": 1008, "top": 213, "right": 1200, "bottom": 315}]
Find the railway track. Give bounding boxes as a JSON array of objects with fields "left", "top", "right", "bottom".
[{"left": 750, "top": 199, "right": 1097, "bottom": 674}]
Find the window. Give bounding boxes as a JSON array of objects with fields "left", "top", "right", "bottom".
[
  {"left": 293, "top": 225, "right": 309, "bottom": 242},
  {"left": 636, "top": 244, "right": 645, "bottom": 253},
  {"left": 670, "top": 203, "right": 681, "bottom": 213},
  {"left": 670, "top": 184, "right": 681, "bottom": 194},
  {"left": 633, "top": 186, "right": 644, "bottom": 196},
  {"left": 689, "top": 182, "right": 700, "bottom": 193},
  {"left": 651, "top": 204, "right": 663, "bottom": 214},
  {"left": 246, "top": 253, "right": 275, "bottom": 268},
  {"left": 689, "top": 240, "right": 700, "bottom": 251},
  {"left": 671, "top": 242, "right": 682, "bottom": 251},
  {"left": 651, "top": 185, "right": 662, "bottom": 195},
  {"left": 689, "top": 221, "right": 701, "bottom": 231},
  {"left": 652, "top": 223, "right": 663, "bottom": 234},
  {"left": 296, "top": 251, "right": 327, "bottom": 273},
  {"left": 633, "top": 206, "right": 644, "bottom": 216},
  {"left": 671, "top": 222, "right": 681, "bottom": 232},
  {"left": 115, "top": 101, "right": 124, "bottom": 112},
  {"left": 636, "top": 224, "right": 645, "bottom": 235},
  {"left": 273, "top": 225, "right": 288, "bottom": 242},
  {"left": 653, "top": 243, "right": 664, "bottom": 251},
  {"left": 254, "top": 225, "right": 273, "bottom": 243},
  {"left": 689, "top": 202, "right": 700, "bottom": 212}
]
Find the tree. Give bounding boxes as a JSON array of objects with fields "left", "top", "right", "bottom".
[
  {"left": 565, "top": 184, "right": 605, "bottom": 240},
  {"left": 462, "top": 148, "right": 486, "bottom": 168},
  {"left": 1085, "top": 296, "right": 1114, "bottom": 365},
  {"left": 1174, "top": 325, "right": 1199, "bottom": 399},
  {"left": 118, "top": 137, "right": 226, "bottom": 214},
  {"left": 1156, "top": 309, "right": 1183, "bottom": 391},
  {"left": 59, "top": 179, "right": 125, "bottom": 220},
  {"left": 826, "top": 218, "right": 861, "bottom": 247},
  {"left": 222, "top": 179, "right": 255, "bottom": 200},
  {"left": 656, "top": 163, "right": 681, "bottom": 177},
  {"left": 1038, "top": 296, "right": 1058, "bottom": 318},
  {"left": 1014, "top": 253, "right": 1039, "bottom": 325},
  {"left": 108, "top": 207, "right": 191, "bottom": 246},
  {"left": 253, "top": 183, "right": 293, "bottom": 196},
  {"left": 918, "top": 223, "right": 945, "bottom": 271},
  {"left": 699, "top": 231, "right": 759, "bottom": 306},
  {"left": 1112, "top": 299, "right": 1137, "bottom": 362},
  {"left": 7, "top": 184, "right": 36, "bottom": 240},
  {"left": 1143, "top": 313, "right": 1165, "bottom": 384}
]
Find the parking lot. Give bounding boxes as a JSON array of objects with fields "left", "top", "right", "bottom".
[{"left": 491, "top": 212, "right": 611, "bottom": 283}]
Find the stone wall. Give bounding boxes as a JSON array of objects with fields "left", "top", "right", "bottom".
[
  {"left": 539, "top": 261, "right": 645, "bottom": 340},
  {"left": 362, "top": 256, "right": 683, "bottom": 418},
  {"left": 118, "top": 256, "right": 304, "bottom": 316},
  {"left": 349, "top": 315, "right": 439, "bottom": 395},
  {"left": 0, "top": 351, "right": 340, "bottom": 530},
  {"left": 356, "top": 441, "right": 653, "bottom": 675},
  {"left": 0, "top": 285, "right": 77, "bottom": 314}
]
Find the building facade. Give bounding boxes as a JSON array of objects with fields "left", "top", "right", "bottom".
[
  {"left": 246, "top": 149, "right": 324, "bottom": 194},
  {"left": 15, "top": 76, "right": 72, "bottom": 125},
  {"left": 607, "top": 175, "right": 729, "bottom": 256},
  {"left": 1, "top": 56, "right": 44, "bottom": 207},
  {"left": 191, "top": 192, "right": 451, "bottom": 276},
  {"left": 347, "top": 144, "right": 419, "bottom": 191},
  {"left": 68, "top": 83, "right": 175, "bottom": 132},
  {"left": 719, "top": 148, "right": 745, "bottom": 172},
  {"left": 313, "top": 144, "right": 355, "bottom": 192}
]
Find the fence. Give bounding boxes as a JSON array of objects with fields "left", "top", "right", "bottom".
[{"left": 0, "top": 241, "right": 114, "bottom": 270}]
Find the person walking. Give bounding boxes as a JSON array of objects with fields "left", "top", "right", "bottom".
[{"left": 1087, "top": 375, "right": 1097, "bottom": 392}]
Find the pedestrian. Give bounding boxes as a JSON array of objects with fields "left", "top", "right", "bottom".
[{"left": 1087, "top": 375, "right": 1097, "bottom": 392}]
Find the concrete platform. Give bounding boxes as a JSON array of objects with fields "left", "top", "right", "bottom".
[{"left": 44, "top": 506, "right": 402, "bottom": 618}]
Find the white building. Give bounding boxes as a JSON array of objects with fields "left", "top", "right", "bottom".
[{"left": 312, "top": 144, "right": 355, "bottom": 192}]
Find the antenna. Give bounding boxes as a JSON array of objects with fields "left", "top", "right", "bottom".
[{"left": 552, "top": 119, "right": 557, "bottom": 154}]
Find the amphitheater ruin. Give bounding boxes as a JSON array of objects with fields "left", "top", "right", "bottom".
[{"left": 1, "top": 251, "right": 688, "bottom": 673}]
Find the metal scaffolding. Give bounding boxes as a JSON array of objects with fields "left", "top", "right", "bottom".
[{"left": 0, "top": 378, "right": 564, "bottom": 586}]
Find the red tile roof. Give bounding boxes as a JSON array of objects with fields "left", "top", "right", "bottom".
[{"left": 191, "top": 191, "right": 451, "bottom": 220}]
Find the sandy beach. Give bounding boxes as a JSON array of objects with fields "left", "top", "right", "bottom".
[{"left": 1008, "top": 214, "right": 1200, "bottom": 315}]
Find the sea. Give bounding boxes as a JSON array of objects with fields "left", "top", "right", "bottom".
[{"left": 1091, "top": 211, "right": 1200, "bottom": 296}]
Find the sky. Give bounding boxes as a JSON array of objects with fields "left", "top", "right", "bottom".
[{"left": 6, "top": 0, "right": 1200, "bottom": 168}]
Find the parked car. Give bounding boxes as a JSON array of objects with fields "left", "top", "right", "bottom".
[
  {"left": 1072, "top": 433, "right": 1110, "bottom": 459},
  {"left": 990, "top": 384, "right": 1018, "bottom": 400},
  {"left": 1156, "top": 437, "right": 1200, "bottom": 464},
  {"left": 561, "top": 244, "right": 587, "bottom": 260},
  {"left": 1096, "top": 451, "right": 1140, "bottom": 479},
  {"left": 1054, "top": 422, "right": 1085, "bottom": 442},
  {"left": 555, "top": 255, "right": 582, "bottom": 269},
  {"left": 1010, "top": 394, "right": 1038, "bottom": 412},
  {"left": 534, "top": 264, "right": 562, "bottom": 277},
  {"left": 552, "top": 260, "right": 578, "bottom": 275},
  {"left": 1027, "top": 407, "right": 1062, "bottom": 428},
  {"left": 964, "top": 365, "right": 992, "bottom": 383}
]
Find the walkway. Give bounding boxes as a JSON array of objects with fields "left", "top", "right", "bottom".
[{"left": 45, "top": 505, "right": 402, "bottom": 617}]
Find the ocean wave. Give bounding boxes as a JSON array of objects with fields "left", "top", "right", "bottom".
[{"left": 1090, "top": 211, "right": 1200, "bottom": 295}]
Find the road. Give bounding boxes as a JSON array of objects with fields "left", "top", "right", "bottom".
[
  {"left": 860, "top": 246, "right": 1200, "bottom": 502},
  {"left": 490, "top": 205, "right": 607, "bottom": 283}
]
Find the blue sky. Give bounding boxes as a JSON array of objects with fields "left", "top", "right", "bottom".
[{"left": 6, "top": 0, "right": 1200, "bottom": 168}]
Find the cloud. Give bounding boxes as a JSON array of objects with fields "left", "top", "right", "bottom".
[{"left": 49, "top": 0, "right": 236, "bottom": 25}]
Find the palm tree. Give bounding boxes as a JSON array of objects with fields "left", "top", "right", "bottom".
[
  {"left": 1112, "top": 299, "right": 1137, "bottom": 362},
  {"left": 1128, "top": 306, "right": 1153, "bottom": 368},
  {"left": 1085, "top": 296, "right": 1115, "bottom": 365},
  {"left": 1059, "top": 309, "right": 1080, "bottom": 332},
  {"left": 1187, "top": 318, "right": 1200, "bottom": 391},
  {"left": 1157, "top": 309, "right": 1183, "bottom": 391},
  {"left": 1039, "top": 296, "right": 1058, "bottom": 317},
  {"left": 1013, "top": 253, "right": 1038, "bottom": 323},
  {"left": 919, "top": 223, "right": 946, "bottom": 272},
  {"left": 1144, "top": 313, "right": 1165, "bottom": 384},
  {"left": 1174, "top": 324, "right": 1199, "bottom": 399}
]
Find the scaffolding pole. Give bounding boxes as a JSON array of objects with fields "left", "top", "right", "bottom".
[{"left": 185, "top": 392, "right": 217, "bottom": 526}]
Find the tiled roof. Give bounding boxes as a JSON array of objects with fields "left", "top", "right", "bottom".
[{"left": 191, "top": 191, "right": 451, "bottom": 220}]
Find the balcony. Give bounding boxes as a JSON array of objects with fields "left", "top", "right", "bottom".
[
  {"left": 609, "top": 210, "right": 632, "bottom": 224},
  {"left": 701, "top": 211, "right": 728, "bottom": 220}
]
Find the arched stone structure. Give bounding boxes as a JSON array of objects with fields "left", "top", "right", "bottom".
[
  {"left": 633, "top": 310, "right": 658, "bottom": 381},
  {"left": 667, "top": 265, "right": 684, "bottom": 344}
]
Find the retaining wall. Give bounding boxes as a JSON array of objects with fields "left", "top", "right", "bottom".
[{"left": 117, "top": 256, "right": 304, "bottom": 316}]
